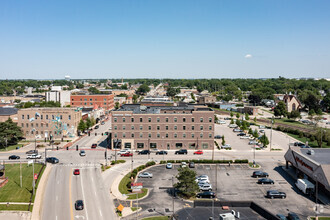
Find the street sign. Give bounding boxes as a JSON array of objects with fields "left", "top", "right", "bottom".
[
  {"left": 34, "top": 173, "right": 38, "bottom": 180},
  {"left": 28, "top": 160, "right": 33, "bottom": 166}
]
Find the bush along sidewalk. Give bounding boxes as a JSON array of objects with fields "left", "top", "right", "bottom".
[{"left": 159, "top": 159, "right": 248, "bottom": 164}]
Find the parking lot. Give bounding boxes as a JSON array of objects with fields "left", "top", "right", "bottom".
[{"left": 133, "top": 162, "right": 316, "bottom": 219}]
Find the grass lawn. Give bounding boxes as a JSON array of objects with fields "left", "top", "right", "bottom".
[
  {"left": 274, "top": 118, "right": 310, "bottom": 129},
  {"left": 287, "top": 133, "right": 329, "bottom": 148},
  {"left": 0, "top": 163, "right": 44, "bottom": 203},
  {"left": 118, "top": 174, "right": 148, "bottom": 200},
  {"left": 310, "top": 217, "right": 330, "bottom": 220},
  {"left": 0, "top": 144, "right": 24, "bottom": 152},
  {"left": 142, "top": 216, "right": 170, "bottom": 220},
  {"left": 0, "top": 204, "right": 31, "bottom": 211}
]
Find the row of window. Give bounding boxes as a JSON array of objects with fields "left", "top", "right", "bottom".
[
  {"left": 72, "top": 102, "right": 107, "bottom": 106},
  {"left": 21, "top": 123, "right": 71, "bottom": 128},
  {"left": 28, "top": 130, "right": 61, "bottom": 135},
  {"left": 114, "top": 125, "right": 212, "bottom": 131},
  {"left": 72, "top": 98, "right": 109, "bottom": 101},
  {"left": 21, "top": 114, "right": 71, "bottom": 120},
  {"left": 113, "top": 133, "right": 213, "bottom": 139},
  {"left": 124, "top": 142, "right": 209, "bottom": 149},
  {"left": 114, "top": 117, "right": 213, "bottom": 123}
]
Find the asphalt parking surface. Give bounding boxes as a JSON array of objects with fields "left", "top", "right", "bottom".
[{"left": 131, "top": 162, "right": 317, "bottom": 219}]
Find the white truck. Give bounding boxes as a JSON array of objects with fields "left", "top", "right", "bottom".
[{"left": 295, "top": 179, "right": 315, "bottom": 194}]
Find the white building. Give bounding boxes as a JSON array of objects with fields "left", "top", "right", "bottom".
[{"left": 45, "top": 86, "right": 71, "bottom": 107}]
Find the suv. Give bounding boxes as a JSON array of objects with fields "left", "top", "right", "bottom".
[
  {"left": 200, "top": 183, "right": 212, "bottom": 191},
  {"left": 27, "top": 154, "right": 42, "bottom": 159},
  {"left": 175, "top": 149, "right": 188, "bottom": 155},
  {"left": 252, "top": 171, "right": 269, "bottom": 178},
  {"left": 266, "top": 190, "right": 286, "bottom": 199},
  {"left": 26, "top": 150, "right": 38, "bottom": 154},
  {"left": 138, "top": 150, "right": 150, "bottom": 155},
  {"left": 196, "top": 191, "right": 215, "bottom": 198}
]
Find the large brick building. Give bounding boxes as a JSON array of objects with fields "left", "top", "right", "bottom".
[
  {"left": 17, "top": 108, "right": 81, "bottom": 140},
  {"left": 111, "top": 104, "right": 214, "bottom": 150},
  {"left": 70, "top": 94, "right": 114, "bottom": 111}
]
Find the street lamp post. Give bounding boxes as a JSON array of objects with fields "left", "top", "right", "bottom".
[
  {"left": 270, "top": 116, "right": 274, "bottom": 152},
  {"left": 148, "top": 138, "right": 150, "bottom": 161},
  {"left": 172, "top": 176, "right": 175, "bottom": 214}
]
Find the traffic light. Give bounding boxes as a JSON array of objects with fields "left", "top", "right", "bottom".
[
  {"left": 57, "top": 146, "right": 59, "bottom": 150},
  {"left": 88, "top": 132, "right": 90, "bottom": 136},
  {"left": 66, "top": 146, "right": 69, "bottom": 150},
  {"left": 76, "top": 145, "right": 78, "bottom": 151},
  {"left": 95, "top": 133, "right": 97, "bottom": 136}
]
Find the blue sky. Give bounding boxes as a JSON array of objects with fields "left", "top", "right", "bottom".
[{"left": 0, "top": 0, "right": 329, "bottom": 79}]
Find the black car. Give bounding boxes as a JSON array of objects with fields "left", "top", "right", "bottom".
[
  {"left": 214, "top": 135, "right": 222, "bottom": 139},
  {"left": 156, "top": 150, "right": 168, "bottom": 155},
  {"left": 287, "top": 212, "right": 300, "bottom": 220},
  {"left": 237, "top": 132, "right": 246, "bottom": 136},
  {"left": 75, "top": 200, "right": 84, "bottom": 210},
  {"left": 276, "top": 214, "right": 288, "bottom": 220},
  {"left": 94, "top": 125, "right": 99, "bottom": 129},
  {"left": 258, "top": 178, "right": 274, "bottom": 184},
  {"left": 294, "top": 142, "right": 304, "bottom": 147},
  {"left": 8, "top": 155, "right": 20, "bottom": 160},
  {"left": 196, "top": 191, "right": 215, "bottom": 199},
  {"left": 26, "top": 150, "right": 38, "bottom": 154},
  {"left": 252, "top": 171, "right": 269, "bottom": 178},
  {"left": 46, "top": 157, "right": 59, "bottom": 164},
  {"left": 175, "top": 149, "right": 188, "bottom": 155},
  {"left": 138, "top": 150, "right": 150, "bottom": 155},
  {"left": 266, "top": 190, "right": 286, "bottom": 199},
  {"left": 105, "top": 132, "right": 109, "bottom": 135}
]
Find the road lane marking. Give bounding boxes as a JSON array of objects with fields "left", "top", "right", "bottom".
[
  {"left": 56, "top": 196, "right": 58, "bottom": 201},
  {"left": 80, "top": 170, "right": 89, "bottom": 220},
  {"left": 99, "top": 210, "right": 103, "bottom": 217},
  {"left": 69, "top": 168, "right": 74, "bottom": 220}
]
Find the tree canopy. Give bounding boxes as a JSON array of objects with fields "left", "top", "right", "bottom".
[{"left": 0, "top": 118, "right": 23, "bottom": 148}]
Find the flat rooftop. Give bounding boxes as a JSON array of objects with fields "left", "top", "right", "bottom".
[
  {"left": 116, "top": 104, "right": 213, "bottom": 114},
  {"left": 298, "top": 147, "right": 330, "bottom": 165}
]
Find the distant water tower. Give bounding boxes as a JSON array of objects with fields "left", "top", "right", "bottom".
[{"left": 65, "top": 75, "right": 71, "bottom": 81}]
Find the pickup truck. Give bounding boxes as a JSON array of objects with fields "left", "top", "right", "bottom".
[{"left": 27, "top": 154, "right": 42, "bottom": 159}]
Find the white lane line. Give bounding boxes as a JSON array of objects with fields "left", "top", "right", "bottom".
[
  {"left": 56, "top": 216, "right": 57, "bottom": 220},
  {"left": 94, "top": 191, "right": 97, "bottom": 196},
  {"left": 56, "top": 195, "right": 58, "bottom": 201},
  {"left": 80, "top": 170, "right": 89, "bottom": 220},
  {"left": 99, "top": 210, "right": 103, "bottom": 217},
  {"left": 57, "top": 181, "right": 59, "bottom": 184}
]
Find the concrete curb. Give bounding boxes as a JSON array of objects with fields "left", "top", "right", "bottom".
[{"left": 30, "top": 164, "right": 52, "bottom": 220}]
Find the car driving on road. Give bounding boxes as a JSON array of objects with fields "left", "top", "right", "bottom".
[
  {"left": 120, "top": 152, "right": 133, "bottom": 157},
  {"left": 193, "top": 150, "right": 203, "bottom": 155},
  {"left": 79, "top": 150, "right": 86, "bottom": 156},
  {"left": 9, "top": 155, "right": 20, "bottom": 160},
  {"left": 26, "top": 150, "right": 38, "bottom": 154},
  {"left": 175, "top": 149, "right": 188, "bottom": 155},
  {"left": 27, "top": 154, "right": 42, "bottom": 159},
  {"left": 91, "top": 143, "right": 97, "bottom": 148},
  {"left": 46, "top": 157, "right": 59, "bottom": 164},
  {"left": 138, "top": 150, "right": 150, "bottom": 155},
  {"left": 156, "top": 150, "right": 168, "bottom": 155},
  {"left": 75, "top": 200, "right": 84, "bottom": 210},
  {"left": 138, "top": 172, "right": 153, "bottom": 178},
  {"left": 73, "top": 169, "right": 80, "bottom": 175}
]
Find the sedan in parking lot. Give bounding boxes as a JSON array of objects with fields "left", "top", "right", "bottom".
[
  {"left": 258, "top": 178, "right": 274, "bottom": 184},
  {"left": 166, "top": 163, "right": 173, "bottom": 169},
  {"left": 189, "top": 162, "right": 195, "bottom": 168},
  {"left": 214, "top": 135, "right": 222, "bottom": 139},
  {"left": 237, "top": 132, "right": 246, "bottom": 136},
  {"left": 240, "top": 135, "right": 250, "bottom": 139},
  {"left": 196, "top": 191, "right": 215, "bottom": 198},
  {"left": 252, "top": 171, "right": 269, "bottom": 178},
  {"left": 266, "top": 190, "right": 286, "bottom": 199},
  {"left": 200, "top": 183, "right": 212, "bottom": 191},
  {"left": 221, "top": 144, "right": 231, "bottom": 149},
  {"left": 156, "top": 150, "right": 168, "bottom": 155},
  {"left": 138, "top": 172, "right": 153, "bottom": 178},
  {"left": 120, "top": 152, "right": 133, "bottom": 157},
  {"left": 8, "top": 155, "right": 20, "bottom": 160},
  {"left": 248, "top": 140, "right": 258, "bottom": 145},
  {"left": 193, "top": 150, "right": 203, "bottom": 155},
  {"left": 233, "top": 128, "right": 243, "bottom": 132}
]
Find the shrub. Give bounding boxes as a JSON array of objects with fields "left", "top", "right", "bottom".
[{"left": 310, "top": 135, "right": 315, "bottom": 141}]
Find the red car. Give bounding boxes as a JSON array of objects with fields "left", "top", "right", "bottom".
[
  {"left": 91, "top": 144, "right": 97, "bottom": 148},
  {"left": 193, "top": 150, "right": 203, "bottom": 155},
  {"left": 73, "top": 169, "right": 80, "bottom": 175},
  {"left": 120, "top": 152, "right": 133, "bottom": 157}
]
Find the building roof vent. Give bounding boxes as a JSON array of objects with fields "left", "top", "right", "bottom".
[
  {"left": 307, "top": 149, "right": 315, "bottom": 155},
  {"left": 140, "top": 106, "right": 147, "bottom": 111}
]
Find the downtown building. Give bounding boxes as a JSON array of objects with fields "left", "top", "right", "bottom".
[
  {"left": 70, "top": 93, "right": 115, "bottom": 111},
  {"left": 111, "top": 103, "right": 214, "bottom": 150},
  {"left": 17, "top": 108, "right": 82, "bottom": 140}
]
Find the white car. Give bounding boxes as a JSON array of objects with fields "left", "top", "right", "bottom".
[
  {"left": 221, "top": 144, "right": 231, "bottom": 149},
  {"left": 217, "top": 120, "right": 226, "bottom": 124},
  {"left": 229, "top": 124, "right": 238, "bottom": 128},
  {"left": 26, "top": 154, "right": 42, "bottom": 159},
  {"left": 79, "top": 150, "right": 86, "bottom": 156},
  {"left": 117, "top": 149, "right": 130, "bottom": 155},
  {"left": 200, "top": 183, "right": 212, "bottom": 191},
  {"left": 240, "top": 136, "right": 250, "bottom": 139},
  {"left": 181, "top": 162, "right": 187, "bottom": 168},
  {"left": 249, "top": 140, "right": 258, "bottom": 145},
  {"left": 138, "top": 172, "right": 153, "bottom": 178}
]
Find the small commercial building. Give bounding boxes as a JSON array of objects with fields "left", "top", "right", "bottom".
[
  {"left": 70, "top": 93, "right": 114, "bottom": 111},
  {"left": 284, "top": 147, "right": 330, "bottom": 199}
]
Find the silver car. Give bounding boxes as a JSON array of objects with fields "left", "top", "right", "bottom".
[
  {"left": 79, "top": 150, "right": 86, "bottom": 156},
  {"left": 138, "top": 172, "right": 153, "bottom": 178},
  {"left": 26, "top": 154, "right": 42, "bottom": 159},
  {"left": 166, "top": 163, "right": 173, "bottom": 169}
]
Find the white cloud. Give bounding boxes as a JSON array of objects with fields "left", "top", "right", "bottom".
[{"left": 245, "top": 54, "right": 252, "bottom": 59}]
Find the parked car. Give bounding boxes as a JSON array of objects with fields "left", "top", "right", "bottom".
[
  {"left": 94, "top": 125, "right": 99, "bottom": 129},
  {"left": 27, "top": 154, "right": 42, "bottom": 159},
  {"left": 193, "top": 150, "right": 203, "bottom": 155},
  {"left": 26, "top": 150, "right": 38, "bottom": 154},
  {"left": 75, "top": 200, "right": 84, "bottom": 210},
  {"left": 181, "top": 162, "right": 187, "bottom": 168},
  {"left": 224, "top": 117, "right": 231, "bottom": 120},
  {"left": 91, "top": 143, "right": 97, "bottom": 148},
  {"left": 237, "top": 132, "right": 246, "bottom": 136},
  {"left": 196, "top": 176, "right": 210, "bottom": 183},
  {"left": 258, "top": 178, "right": 275, "bottom": 184},
  {"left": 117, "top": 148, "right": 131, "bottom": 155},
  {"left": 294, "top": 142, "right": 305, "bottom": 147},
  {"left": 120, "top": 152, "right": 133, "bottom": 157},
  {"left": 101, "top": 121, "right": 105, "bottom": 125},
  {"left": 73, "top": 169, "right": 80, "bottom": 175},
  {"left": 259, "top": 130, "right": 265, "bottom": 133},
  {"left": 166, "top": 163, "right": 173, "bottom": 169},
  {"left": 175, "top": 149, "right": 188, "bottom": 155},
  {"left": 266, "top": 190, "right": 286, "bottom": 199},
  {"left": 287, "top": 212, "right": 300, "bottom": 220},
  {"left": 79, "top": 150, "right": 86, "bottom": 156},
  {"left": 240, "top": 135, "right": 250, "bottom": 139},
  {"left": 138, "top": 150, "right": 150, "bottom": 155},
  {"left": 196, "top": 191, "right": 215, "bottom": 198},
  {"left": 233, "top": 128, "right": 243, "bottom": 132},
  {"left": 200, "top": 183, "right": 212, "bottom": 191},
  {"left": 249, "top": 140, "right": 258, "bottom": 145},
  {"left": 138, "top": 172, "right": 153, "bottom": 178},
  {"left": 221, "top": 144, "right": 231, "bottom": 149},
  {"left": 214, "top": 135, "right": 222, "bottom": 139},
  {"left": 8, "top": 155, "right": 20, "bottom": 160},
  {"left": 229, "top": 124, "right": 238, "bottom": 128},
  {"left": 46, "top": 157, "right": 59, "bottom": 164},
  {"left": 259, "top": 125, "right": 266, "bottom": 129},
  {"left": 218, "top": 120, "right": 226, "bottom": 124},
  {"left": 276, "top": 214, "right": 288, "bottom": 220},
  {"left": 252, "top": 171, "right": 269, "bottom": 178},
  {"left": 189, "top": 162, "right": 195, "bottom": 168},
  {"left": 156, "top": 150, "right": 168, "bottom": 155}
]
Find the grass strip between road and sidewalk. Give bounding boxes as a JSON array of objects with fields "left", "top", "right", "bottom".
[
  {"left": 142, "top": 216, "right": 170, "bottom": 220},
  {"left": 0, "top": 144, "right": 24, "bottom": 152},
  {"left": 0, "top": 204, "right": 31, "bottom": 211},
  {"left": 118, "top": 173, "right": 148, "bottom": 200},
  {"left": 0, "top": 163, "right": 44, "bottom": 211}
]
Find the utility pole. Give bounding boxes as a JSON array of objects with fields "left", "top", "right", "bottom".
[
  {"left": 212, "top": 141, "right": 215, "bottom": 161},
  {"left": 20, "top": 161, "right": 22, "bottom": 188},
  {"left": 270, "top": 116, "right": 274, "bottom": 152},
  {"left": 172, "top": 176, "right": 175, "bottom": 214},
  {"left": 215, "top": 163, "right": 218, "bottom": 192},
  {"left": 32, "top": 162, "right": 35, "bottom": 195},
  {"left": 148, "top": 138, "right": 150, "bottom": 161}
]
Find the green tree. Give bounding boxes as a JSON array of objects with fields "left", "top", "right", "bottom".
[
  {"left": 248, "top": 128, "right": 253, "bottom": 135},
  {"left": 274, "top": 101, "right": 287, "bottom": 118},
  {"left": 260, "top": 134, "right": 269, "bottom": 148},
  {"left": 230, "top": 112, "right": 234, "bottom": 118},
  {"left": 137, "top": 84, "right": 150, "bottom": 95},
  {"left": 90, "top": 117, "right": 96, "bottom": 126},
  {"left": 174, "top": 167, "right": 199, "bottom": 198},
  {"left": 230, "top": 118, "right": 234, "bottom": 124},
  {"left": 321, "top": 93, "right": 330, "bottom": 112},
  {"left": 314, "top": 128, "right": 329, "bottom": 148},
  {"left": 115, "top": 102, "right": 120, "bottom": 110},
  {"left": 214, "top": 115, "right": 218, "bottom": 122},
  {"left": 77, "top": 120, "right": 86, "bottom": 133},
  {"left": 132, "top": 94, "right": 139, "bottom": 104},
  {"left": 254, "top": 117, "right": 257, "bottom": 122},
  {"left": 253, "top": 129, "right": 259, "bottom": 138},
  {"left": 221, "top": 135, "right": 225, "bottom": 146},
  {"left": 245, "top": 113, "right": 250, "bottom": 120},
  {"left": 166, "top": 87, "right": 179, "bottom": 97},
  {"left": 88, "top": 87, "right": 100, "bottom": 94},
  {"left": 0, "top": 118, "right": 23, "bottom": 149},
  {"left": 236, "top": 112, "right": 240, "bottom": 119},
  {"left": 236, "top": 119, "right": 241, "bottom": 127},
  {"left": 288, "top": 110, "right": 301, "bottom": 120},
  {"left": 85, "top": 118, "right": 92, "bottom": 129}
]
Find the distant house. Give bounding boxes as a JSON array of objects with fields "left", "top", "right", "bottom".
[{"left": 282, "top": 94, "right": 302, "bottom": 112}]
